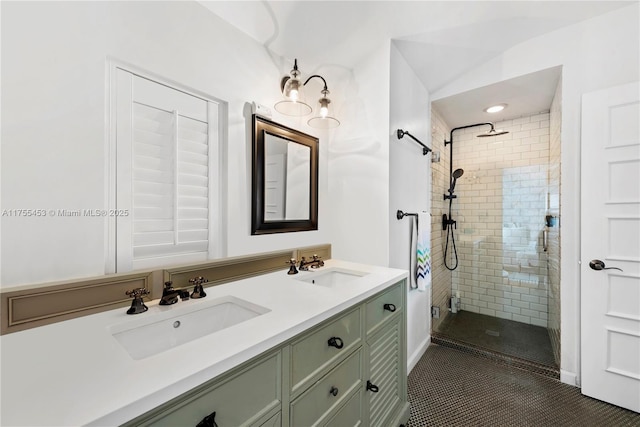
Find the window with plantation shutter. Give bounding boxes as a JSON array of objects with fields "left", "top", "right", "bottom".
[{"left": 114, "top": 69, "right": 222, "bottom": 272}]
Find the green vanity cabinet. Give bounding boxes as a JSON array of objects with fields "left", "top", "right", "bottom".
[{"left": 125, "top": 279, "right": 409, "bottom": 427}]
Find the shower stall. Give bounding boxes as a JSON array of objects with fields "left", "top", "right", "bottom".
[{"left": 429, "top": 102, "right": 562, "bottom": 372}]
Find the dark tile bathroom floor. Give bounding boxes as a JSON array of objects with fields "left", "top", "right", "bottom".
[
  {"left": 435, "top": 311, "right": 557, "bottom": 368},
  {"left": 407, "top": 345, "right": 640, "bottom": 426}
]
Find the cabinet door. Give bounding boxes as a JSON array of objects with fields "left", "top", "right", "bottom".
[
  {"left": 131, "top": 351, "right": 281, "bottom": 427},
  {"left": 365, "top": 316, "right": 402, "bottom": 427}
]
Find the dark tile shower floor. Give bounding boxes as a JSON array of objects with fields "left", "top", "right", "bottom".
[
  {"left": 435, "top": 311, "right": 557, "bottom": 368},
  {"left": 407, "top": 345, "right": 640, "bottom": 426}
]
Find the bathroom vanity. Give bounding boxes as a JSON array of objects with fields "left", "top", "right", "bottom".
[{"left": 0, "top": 260, "right": 409, "bottom": 427}]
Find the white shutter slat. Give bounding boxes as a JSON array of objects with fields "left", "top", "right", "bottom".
[
  {"left": 178, "top": 218, "right": 208, "bottom": 230},
  {"left": 133, "top": 181, "right": 173, "bottom": 197},
  {"left": 178, "top": 208, "right": 208, "bottom": 220},
  {"left": 134, "top": 155, "right": 172, "bottom": 173},
  {"left": 178, "top": 163, "right": 208, "bottom": 177},
  {"left": 134, "top": 169, "right": 173, "bottom": 185},
  {"left": 179, "top": 127, "right": 208, "bottom": 145},
  {"left": 179, "top": 230, "right": 208, "bottom": 242},
  {"left": 135, "top": 207, "right": 173, "bottom": 220},
  {"left": 179, "top": 185, "right": 208, "bottom": 198},
  {"left": 179, "top": 174, "right": 208, "bottom": 187},
  {"left": 179, "top": 151, "right": 208, "bottom": 167},
  {"left": 133, "top": 231, "right": 174, "bottom": 246},
  {"left": 179, "top": 196, "right": 208, "bottom": 209},
  {"left": 135, "top": 219, "right": 173, "bottom": 233},
  {"left": 179, "top": 139, "right": 208, "bottom": 156}
]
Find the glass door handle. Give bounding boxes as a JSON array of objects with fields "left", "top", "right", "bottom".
[{"left": 589, "top": 259, "right": 623, "bottom": 272}]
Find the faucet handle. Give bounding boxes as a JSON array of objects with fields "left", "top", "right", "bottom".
[
  {"left": 163, "top": 281, "right": 174, "bottom": 290},
  {"left": 125, "top": 288, "right": 149, "bottom": 298},
  {"left": 190, "top": 276, "right": 208, "bottom": 298},
  {"left": 311, "top": 254, "right": 324, "bottom": 268},
  {"left": 286, "top": 258, "right": 299, "bottom": 275},
  {"left": 125, "top": 288, "right": 149, "bottom": 315}
]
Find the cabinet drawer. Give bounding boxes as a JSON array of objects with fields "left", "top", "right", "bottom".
[
  {"left": 365, "top": 281, "right": 403, "bottom": 335},
  {"left": 290, "top": 307, "right": 361, "bottom": 394},
  {"left": 323, "top": 388, "right": 363, "bottom": 427},
  {"left": 140, "top": 351, "right": 281, "bottom": 427},
  {"left": 290, "top": 349, "right": 362, "bottom": 427}
]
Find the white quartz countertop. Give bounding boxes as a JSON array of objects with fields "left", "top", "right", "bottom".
[{"left": 0, "top": 259, "right": 407, "bottom": 426}]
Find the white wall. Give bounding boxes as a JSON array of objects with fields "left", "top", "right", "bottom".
[
  {"left": 389, "top": 43, "right": 431, "bottom": 371},
  {"left": 327, "top": 43, "right": 391, "bottom": 267},
  {"left": 431, "top": 3, "right": 640, "bottom": 384},
  {"left": 0, "top": 1, "right": 331, "bottom": 287}
]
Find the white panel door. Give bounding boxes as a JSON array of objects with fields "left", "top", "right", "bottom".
[{"left": 581, "top": 81, "right": 640, "bottom": 412}]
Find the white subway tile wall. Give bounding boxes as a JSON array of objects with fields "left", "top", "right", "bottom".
[{"left": 447, "top": 112, "right": 552, "bottom": 326}]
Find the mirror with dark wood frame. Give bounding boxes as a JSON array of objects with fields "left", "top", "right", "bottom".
[{"left": 251, "top": 115, "right": 318, "bottom": 234}]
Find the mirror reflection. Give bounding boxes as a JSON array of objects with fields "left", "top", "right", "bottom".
[
  {"left": 264, "top": 134, "right": 311, "bottom": 221},
  {"left": 252, "top": 115, "right": 318, "bottom": 235}
]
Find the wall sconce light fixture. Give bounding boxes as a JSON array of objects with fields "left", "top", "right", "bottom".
[{"left": 274, "top": 58, "right": 340, "bottom": 129}]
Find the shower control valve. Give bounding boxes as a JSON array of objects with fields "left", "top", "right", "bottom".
[{"left": 442, "top": 214, "right": 457, "bottom": 230}]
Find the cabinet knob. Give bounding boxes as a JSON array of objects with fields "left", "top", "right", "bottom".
[
  {"left": 366, "top": 380, "right": 379, "bottom": 393},
  {"left": 383, "top": 303, "right": 396, "bottom": 312},
  {"left": 196, "top": 411, "right": 218, "bottom": 427},
  {"left": 327, "top": 337, "right": 344, "bottom": 349},
  {"left": 329, "top": 386, "right": 339, "bottom": 397}
]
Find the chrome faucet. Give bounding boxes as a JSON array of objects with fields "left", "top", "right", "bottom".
[
  {"left": 159, "top": 281, "right": 190, "bottom": 305},
  {"left": 298, "top": 254, "right": 325, "bottom": 271}
]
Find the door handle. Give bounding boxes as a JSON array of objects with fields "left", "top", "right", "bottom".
[{"left": 589, "top": 259, "right": 623, "bottom": 272}]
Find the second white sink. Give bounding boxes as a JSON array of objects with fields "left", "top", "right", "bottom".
[
  {"left": 111, "top": 296, "right": 270, "bottom": 360},
  {"left": 297, "top": 267, "right": 368, "bottom": 287}
]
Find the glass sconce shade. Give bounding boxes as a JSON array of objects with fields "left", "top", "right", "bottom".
[
  {"left": 274, "top": 99, "right": 313, "bottom": 116},
  {"left": 308, "top": 88, "right": 339, "bottom": 129},
  {"left": 308, "top": 116, "right": 340, "bottom": 129},
  {"left": 274, "top": 59, "right": 340, "bottom": 127}
]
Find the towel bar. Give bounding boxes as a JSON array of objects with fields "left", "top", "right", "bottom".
[{"left": 396, "top": 210, "right": 431, "bottom": 220}]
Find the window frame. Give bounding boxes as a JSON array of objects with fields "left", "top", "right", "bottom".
[{"left": 106, "top": 59, "right": 226, "bottom": 274}]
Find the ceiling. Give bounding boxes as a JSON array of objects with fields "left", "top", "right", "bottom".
[{"left": 199, "top": 1, "right": 632, "bottom": 125}]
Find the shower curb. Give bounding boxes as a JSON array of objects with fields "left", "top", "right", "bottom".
[{"left": 431, "top": 333, "right": 560, "bottom": 380}]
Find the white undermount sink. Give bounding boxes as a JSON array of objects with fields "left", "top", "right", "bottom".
[
  {"left": 296, "top": 267, "right": 369, "bottom": 287},
  {"left": 110, "top": 296, "right": 270, "bottom": 360}
]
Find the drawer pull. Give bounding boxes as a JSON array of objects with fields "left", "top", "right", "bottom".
[
  {"left": 196, "top": 411, "right": 218, "bottom": 427},
  {"left": 383, "top": 303, "right": 396, "bottom": 312},
  {"left": 327, "top": 337, "right": 344, "bottom": 349},
  {"left": 329, "top": 386, "right": 339, "bottom": 397},
  {"left": 366, "top": 380, "right": 379, "bottom": 393}
]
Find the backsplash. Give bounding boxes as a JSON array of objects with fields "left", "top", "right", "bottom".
[{"left": 1, "top": 244, "right": 331, "bottom": 335}]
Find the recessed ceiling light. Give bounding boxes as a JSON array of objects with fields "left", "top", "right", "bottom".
[{"left": 484, "top": 104, "right": 507, "bottom": 113}]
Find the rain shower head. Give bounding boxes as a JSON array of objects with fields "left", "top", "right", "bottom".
[
  {"left": 477, "top": 128, "right": 509, "bottom": 137},
  {"left": 449, "top": 168, "right": 464, "bottom": 193}
]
